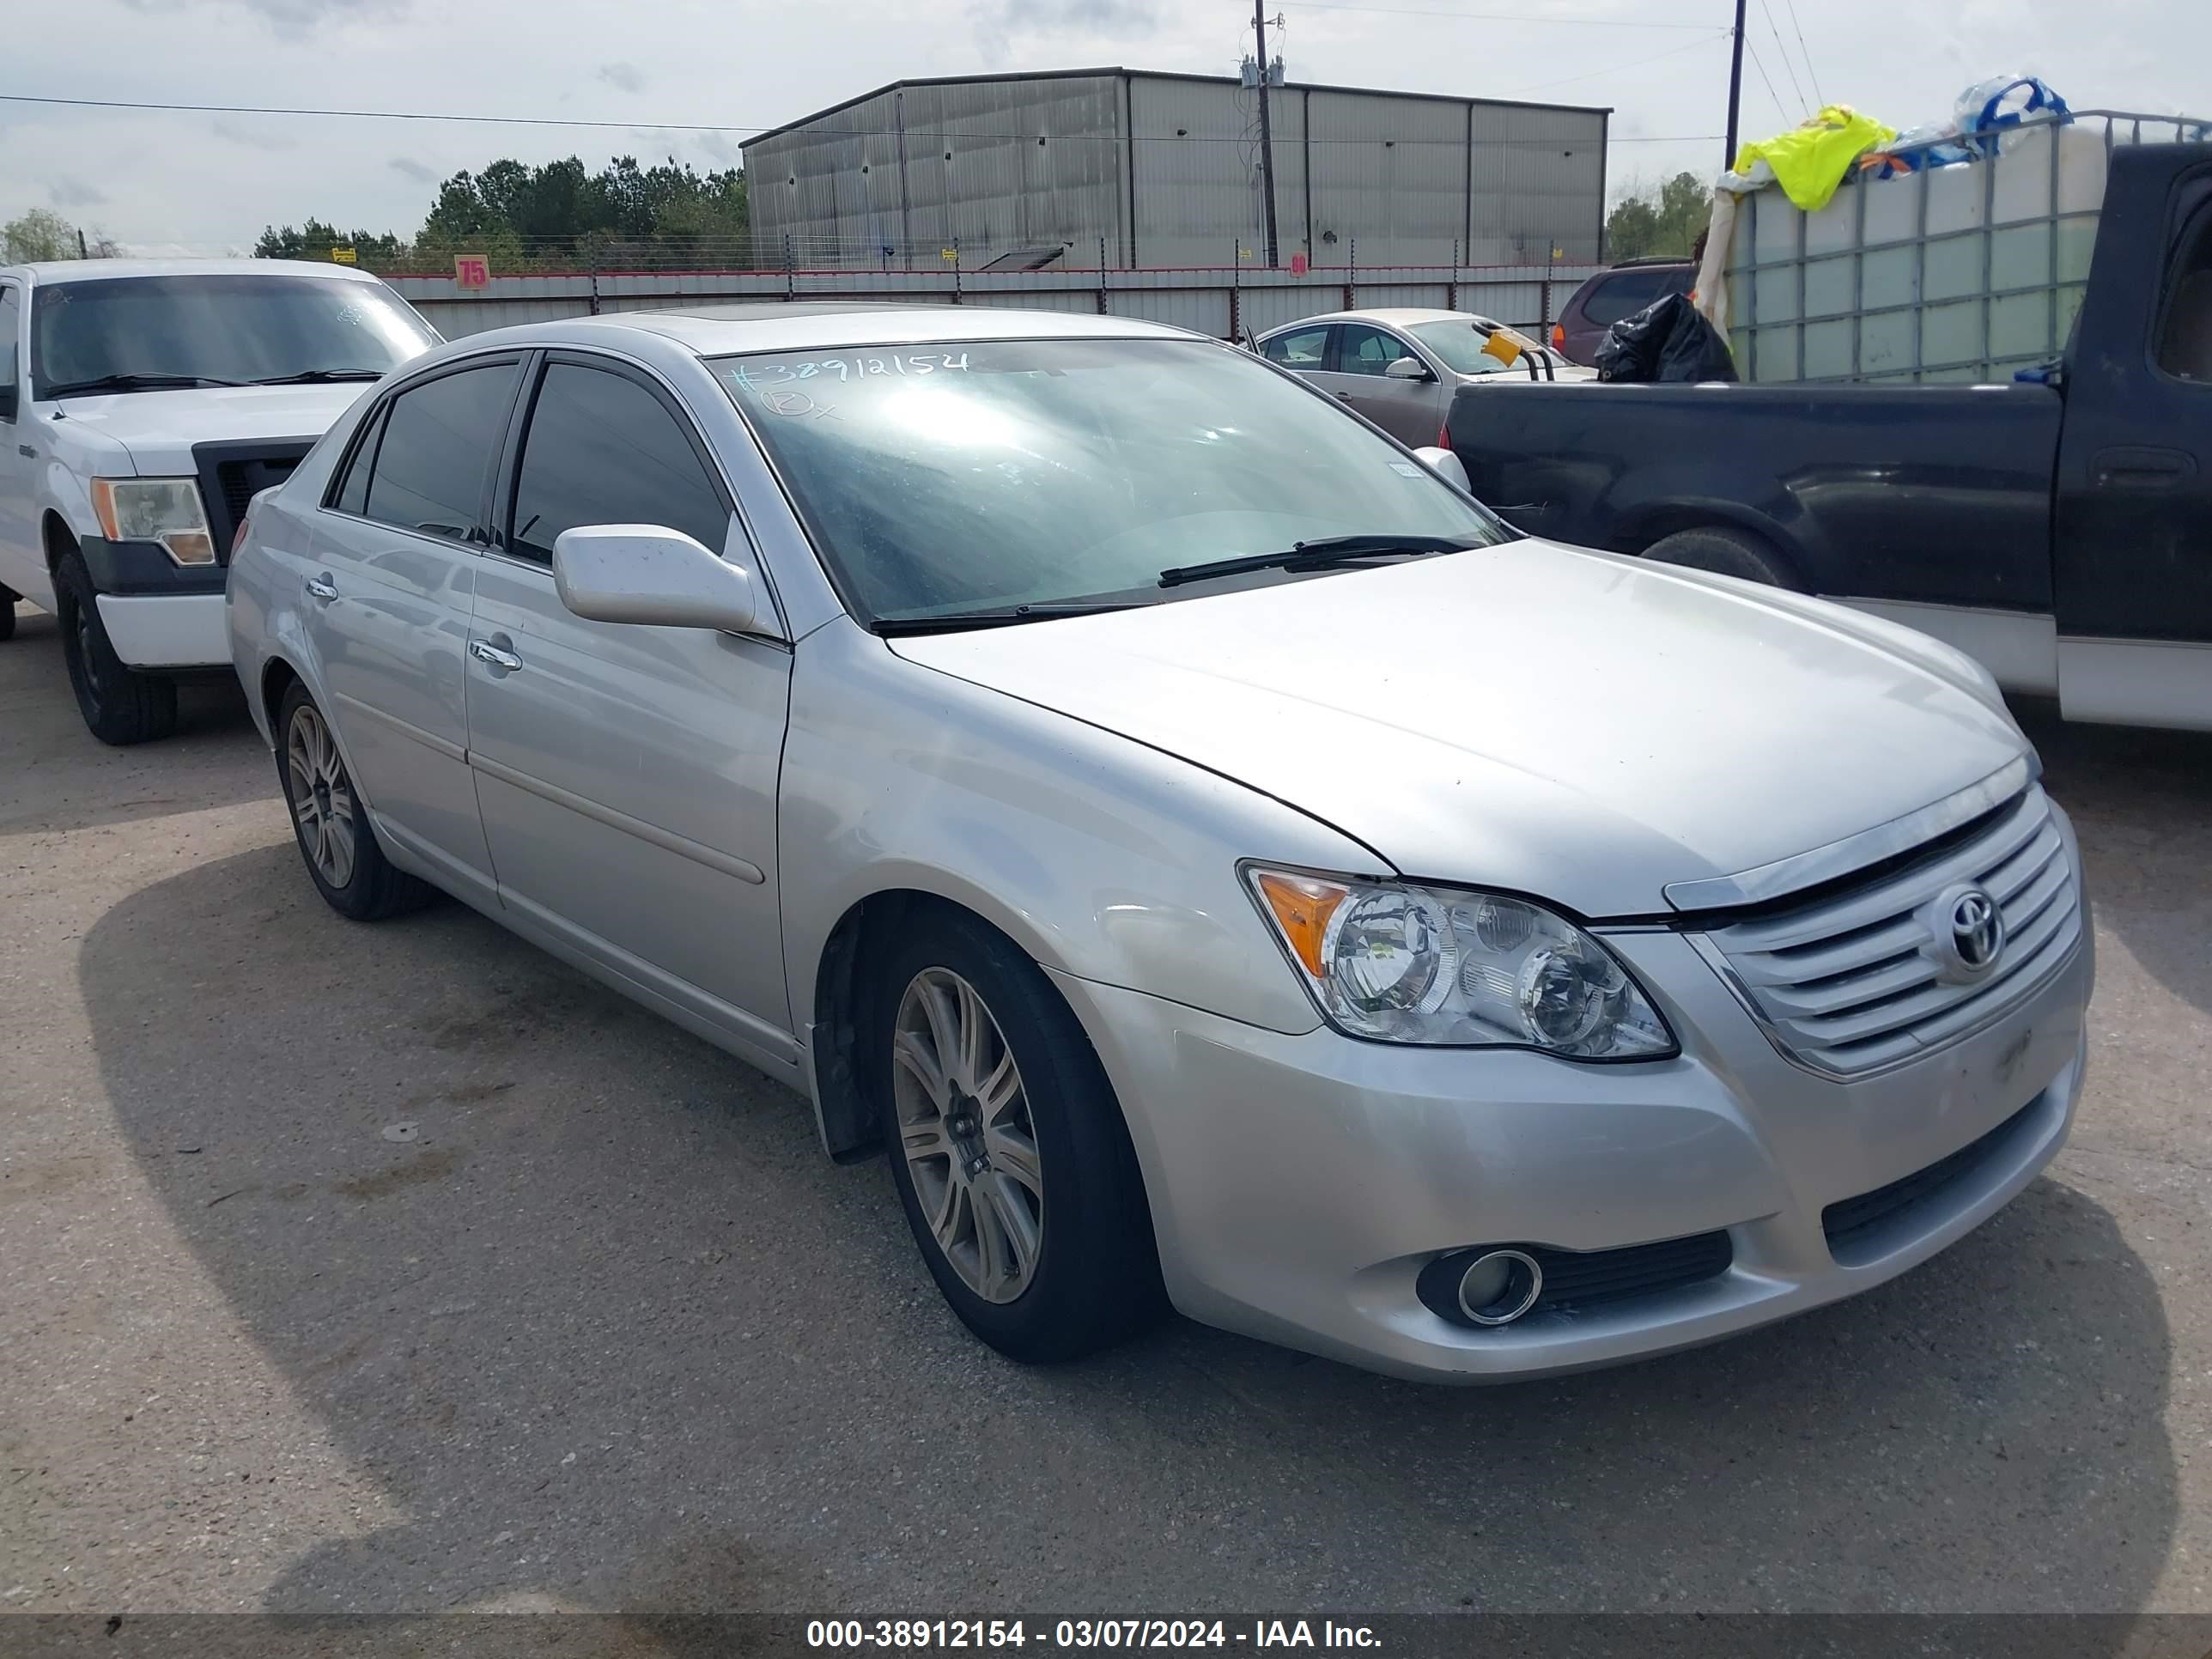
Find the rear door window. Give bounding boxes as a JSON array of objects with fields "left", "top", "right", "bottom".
[
  {"left": 360, "top": 361, "right": 521, "bottom": 543},
  {"left": 1261, "top": 325, "right": 1331, "bottom": 370},
  {"left": 1582, "top": 268, "right": 1692, "bottom": 327}
]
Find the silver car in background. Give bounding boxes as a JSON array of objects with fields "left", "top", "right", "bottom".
[
  {"left": 1254, "top": 307, "right": 1595, "bottom": 446},
  {"left": 227, "top": 306, "right": 2089, "bottom": 1382}
]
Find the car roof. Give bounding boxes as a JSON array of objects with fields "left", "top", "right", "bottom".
[
  {"left": 1255, "top": 307, "right": 1504, "bottom": 337},
  {"left": 442, "top": 303, "right": 1202, "bottom": 359},
  {"left": 3, "top": 257, "right": 388, "bottom": 285}
]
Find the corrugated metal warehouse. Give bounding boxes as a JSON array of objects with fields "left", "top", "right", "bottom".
[{"left": 742, "top": 68, "right": 1608, "bottom": 270}]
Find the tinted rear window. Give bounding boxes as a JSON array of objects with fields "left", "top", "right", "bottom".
[{"left": 1578, "top": 267, "right": 1693, "bottom": 328}]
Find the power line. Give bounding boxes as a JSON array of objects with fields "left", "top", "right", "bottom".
[
  {"left": 1781, "top": 0, "right": 1824, "bottom": 106},
  {"left": 1756, "top": 0, "right": 1808, "bottom": 117},
  {"left": 1500, "top": 29, "right": 1733, "bottom": 99},
  {"left": 1283, "top": 1, "right": 1715, "bottom": 26},
  {"left": 1741, "top": 36, "right": 1789, "bottom": 128},
  {"left": 0, "top": 90, "right": 1716, "bottom": 146}
]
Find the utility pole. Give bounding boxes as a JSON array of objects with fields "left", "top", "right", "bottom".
[
  {"left": 1254, "top": 0, "right": 1280, "bottom": 268},
  {"left": 1723, "top": 0, "right": 1747, "bottom": 169}
]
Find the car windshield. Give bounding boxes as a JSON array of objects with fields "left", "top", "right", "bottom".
[
  {"left": 713, "top": 337, "right": 1507, "bottom": 624},
  {"left": 1407, "top": 319, "right": 1518, "bottom": 375},
  {"left": 31, "top": 274, "right": 437, "bottom": 395}
]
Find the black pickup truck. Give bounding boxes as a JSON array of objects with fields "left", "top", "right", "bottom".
[{"left": 1444, "top": 143, "right": 2212, "bottom": 732}]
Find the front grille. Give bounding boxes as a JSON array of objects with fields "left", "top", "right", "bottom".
[
  {"left": 1418, "top": 1231, "right": 1733, "bottom": 1325},
  {"left": 1524, "top": 1232, "right": 1734, "bottom": 1312},
  {"left": 1822, "top": 1098, "right": 2037, "bottom": 1254},
  {"left": 191, "top": 441, "right": 313, "bottom": 563},
  {"left": 1700, "top": 787, "right": 2079, "bottom": 1077}
]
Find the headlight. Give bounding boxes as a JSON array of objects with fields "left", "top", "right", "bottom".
[
  {"left": 91, "top": 477, "right": 216, "bottom": 568},
  {"left": 1245, "top": 867, "right": 1676, "bottom": 1058}
]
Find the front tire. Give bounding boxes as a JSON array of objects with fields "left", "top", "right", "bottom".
[
  {"left": 875, "top": 908, "right": 1164, "bottom": 1363},
  {"left": 275, "top": 683, "right": 434, "bottom": 921},
  {"left": 0, "top": 583, "right": 18, "bottom": 642},
  {"left": 53, "top": 551, "right": 177, "bottom": 744}
]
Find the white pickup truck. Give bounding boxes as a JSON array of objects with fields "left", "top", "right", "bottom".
[{"left": 0, "top": 258, "right": 438, "bottom": 743}]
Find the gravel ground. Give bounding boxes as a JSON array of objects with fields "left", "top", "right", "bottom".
[{"left": 2, "top": 598, "right": 2208, "bottom": 1620}]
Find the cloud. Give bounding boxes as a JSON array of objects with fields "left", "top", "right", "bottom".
[
  {"left": 967, "top": 0, "right": 1158, "bottom": 64},
  {"left": 210, "top": 118, "right": 296, "bottom": 152},
  {"left": 49, "top": 176, "right": 108, "bottom": 209},
  {"left": 118, "top": 0, "right": 409, "bottom": 37},
  {"left": 388, "top": 156, "right": 439, "bottom": 183},
  {"left": 597, "top": 60, "right": 647, "bottom": 94}
]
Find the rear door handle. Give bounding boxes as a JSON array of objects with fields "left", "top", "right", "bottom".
[
  {"left": 305, "top": 574, "right": 337, "bottom": 602},
  {"left": 2094, "top": 446, "right": 2196, "bottom": 488},
  {"left": 468, "top": 638, "right": 523, "bottom": 672}
]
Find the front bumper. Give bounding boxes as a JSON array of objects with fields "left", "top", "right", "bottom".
[
  {"left": 1057, "top": 919, "right": 2092, "bottom": 1383},
  {"left": 95, "top": 592, "right": 232, "bottom": 669}
]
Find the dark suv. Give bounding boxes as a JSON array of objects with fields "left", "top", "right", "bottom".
[{"left": 1553, "top": 258, "right": 1695, "bottom": 368}]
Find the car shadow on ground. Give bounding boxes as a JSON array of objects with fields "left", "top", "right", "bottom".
[
  {"left": 2018, "top": 700, "right": 2212, "bottom": 1020},
  {"left": 0, "top": 609, "right": 268, "bottom": 836},
  {"left": 80, "top": 842, "right": 2179, "bottom": 1619}
]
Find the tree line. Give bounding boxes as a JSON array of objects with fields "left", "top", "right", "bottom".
[
  {"left": 3, "top": 208, "right": 119, "bottom": 263},
  {"left": 257, "top": 154, "right": 751, "bottom": 275},
  {"left": 1604, "top": 171, "right": 1710, "bottom": 263}
]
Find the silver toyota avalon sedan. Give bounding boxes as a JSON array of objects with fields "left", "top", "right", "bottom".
[{"left": 226, "top": 305, "right": 2091, "bottom": 1382}]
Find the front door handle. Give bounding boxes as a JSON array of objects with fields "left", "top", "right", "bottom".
[
  {"left": 15, "top": 444, "right": 32, "bottom": 459},
  {"left": 2094, "top": 446, "right": 2196, "bottom": 489},
  {"left": 305, "top": 574, "right": 337, "bottom": 602},
  {"left": 468, "top": 638, "right": 523, "bottom": 672}
]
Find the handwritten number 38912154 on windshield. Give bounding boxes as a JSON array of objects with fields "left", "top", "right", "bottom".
[{"left": 731, "top": 350, "right": 971, "bottom": 410}]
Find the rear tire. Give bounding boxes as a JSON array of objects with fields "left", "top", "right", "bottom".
[
  {"left": 53, "top": 550, "right": 177, "bottom": 744},
  {"left": 874, "top": 905, "right": 1165, "bottom": 1364},
  {"left": 275, "top": 682, "right": 434, "bottom": 921},
  {"left": 1643, "top": 525, "right": 1802, "bottom": 590}
]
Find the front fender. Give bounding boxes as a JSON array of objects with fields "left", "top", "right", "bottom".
[
  {"left": 40, "top": 462, "right": 102, "bottom": 548},
  {"left": 776, "top": 620, "right": 1367, "bottom": 1050}
]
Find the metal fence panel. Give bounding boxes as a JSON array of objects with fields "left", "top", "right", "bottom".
[{"left": 392, "top": 262, "right": 1602, "bottom": 340}]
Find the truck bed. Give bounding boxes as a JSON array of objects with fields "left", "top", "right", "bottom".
[{"left": 1446, "top": 380, "right": 2065, "bottom": 611}]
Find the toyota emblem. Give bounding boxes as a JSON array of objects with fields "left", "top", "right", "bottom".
[{"left": 1924, "top": 884, "right": 2005, "bottom": 982}]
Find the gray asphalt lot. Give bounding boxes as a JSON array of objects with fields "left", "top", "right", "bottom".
[{"left": 2, "top": 596, "right": 2209, "bottom": 1620}]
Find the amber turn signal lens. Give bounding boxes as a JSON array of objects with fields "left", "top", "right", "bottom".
[{"left": 1252, "top": 871, "right": 1350, "bottom": 978}]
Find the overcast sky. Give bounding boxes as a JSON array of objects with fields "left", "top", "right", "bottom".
[{"left": 3, "top": 0, "right": 2204, "bottom": 254}]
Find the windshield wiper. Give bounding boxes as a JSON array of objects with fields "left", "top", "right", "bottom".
[
  {"left": 249, "top": 368, "right": 386, "bottom": 386},
  {"left": 1157, "top": 533, "right": 1477, "bottom": 589},
  {"left": 874, "top": 600, "right": 1153, "bottom": 636},
  {"left": 40, "top": 372, "right": 246, "bottom": 398}
]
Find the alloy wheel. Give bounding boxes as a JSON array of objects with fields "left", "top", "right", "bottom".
[
  {"left": 286, "top": 702, "right": 358, "bottom": 890},
  {"left": 890, "top": 967, "right": 1046, "bottom": 1304}
]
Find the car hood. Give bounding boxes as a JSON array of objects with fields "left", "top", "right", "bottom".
[
  {"left": 888, "top": 540, "right": 2028, "bottom": 917},
  {"left": 42, "top": 384, "right": 367, "bottom": 474}
]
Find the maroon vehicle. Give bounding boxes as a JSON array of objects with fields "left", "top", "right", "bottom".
[{"left": 1552, "top": 257, "right": 1695, "bottom": 368}]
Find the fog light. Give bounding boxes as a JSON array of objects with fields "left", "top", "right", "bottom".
[{"left": 1456, "top": 1249, "right": 1542, "bottom": 1326}]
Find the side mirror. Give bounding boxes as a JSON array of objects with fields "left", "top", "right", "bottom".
[
  {"left": 1385, "top": 356, "right": 1433, "bottom": 381},
  {"left": 1411, "top": 446, "right": 1470, "bottom": 492},
  {"left": 551, "top": 523, "right": 759, "bottom": 634}
]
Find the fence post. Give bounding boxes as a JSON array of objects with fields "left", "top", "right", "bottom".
[
  {"left": 1344, "top": 238, "right": 1357, "bottom": 311},
  {"left": 783, "top": 234, "right": 794, "bottom": 301},
  {"left": 1230, "top": 243, "right": 1241, "bottom": 343},
  {"left": 951, "top": 239, "right": 962, "bottom": 304},
  {"left": 587, "top": 231, "right": 602, "bottom": 316},
  {"left": 1448, "top": 238, "right": 1459, "bottom": 312},
  {"left": 1097, "top": 237, "right": 1109, "bottom": 316}
]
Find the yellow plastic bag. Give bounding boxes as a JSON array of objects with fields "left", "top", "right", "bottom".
[{"left": 1732, "top": 105, "right": 1899, "bottom": 214}]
